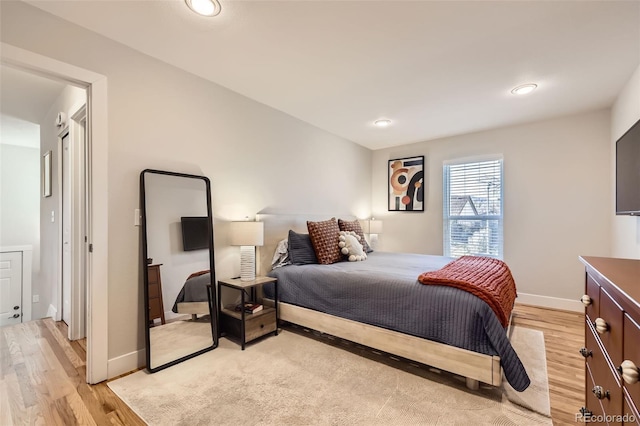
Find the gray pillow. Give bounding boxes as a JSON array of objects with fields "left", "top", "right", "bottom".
[{"left": 288, "top": 230, "right": 318, "bottom": 265}]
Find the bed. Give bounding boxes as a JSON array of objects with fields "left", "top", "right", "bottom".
[
  {"left": 256, "top": 214, "right": 530, "bottom": 392},
  {"left": 172, "top": 271, "right": 212, "bottom": 318}
]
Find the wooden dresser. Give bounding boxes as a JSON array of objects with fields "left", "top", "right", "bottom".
[
  {"left": 147, "top": 264, "right": 166, "bottom": 325},
  {"left": 579, "top": 256, "right": 640, "bottom": 425}
]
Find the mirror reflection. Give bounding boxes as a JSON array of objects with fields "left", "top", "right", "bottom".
[{"left": 141, "top": 170, "right": 217, "bottom": 372}]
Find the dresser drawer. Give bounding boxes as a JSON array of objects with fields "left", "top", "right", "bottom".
[
  {"left": 149, "top": 298, "right": 162, "bottom": 320},
  {"left": 587, "top": 322, "right": 610, "bottom": 379},
  {"left": 623, "top": 315, "right": 640, "bottom": 412},
  {"left": 588, "top": 322, "right": 624, "bottom": 422},
  {"left": 148, "top": 265, "right": 160, "bottom": 285},
  {"left": 586, "top": 363, "right": 605, "bottom": 423},
  {"left": 586, "top": 273, "right": 601, "bottom": 320},
  {"left": 623, "top": 391, "right": 640, "bottom": 425},
  {"left": 148, "top": 282, "right": 160, "bottom": 299},
  {"left": 598, "top": 287, "right": 625, "bottom": 368}
]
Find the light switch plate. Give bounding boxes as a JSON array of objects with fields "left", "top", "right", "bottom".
[{"left": 134, "top": 208, "right": 141, "bottom": 226}]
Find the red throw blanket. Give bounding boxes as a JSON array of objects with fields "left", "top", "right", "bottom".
[{"left": 418, "top": 256, "right": 517, "bottom": 327}]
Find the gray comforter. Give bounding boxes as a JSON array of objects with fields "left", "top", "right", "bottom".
[
  {"left": 171, "top": 272, "right": 211, "bottom": 313},
  {"left": 264, "top": 251, "right": 530, "bottom": 391}
]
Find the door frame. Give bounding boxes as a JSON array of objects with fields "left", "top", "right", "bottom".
[
  {"left": 1, "top": 42, "right": 109, "bottom": 384},
  {"left": 57, "top": 105, "right": 88, "bottom": 340},
  {"left": 69, "top": 105, "right": 88, "bottom": 340}
]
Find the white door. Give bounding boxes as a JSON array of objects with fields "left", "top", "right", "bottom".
[
  {"left": 0, "top": 252, "right": 23, "bottom": 327},
  {"left": 62, "top": 132, "right": 72, "bottom": 326}
]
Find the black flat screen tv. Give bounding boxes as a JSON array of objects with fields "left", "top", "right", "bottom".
[
  {"left": 181, "top": 216, "right": 209, "bottom": 251},
  {"left": 616, "top": 118, "right": 640, "bottom": 215}
]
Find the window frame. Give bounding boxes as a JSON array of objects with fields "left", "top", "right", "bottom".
[{"left": 443, "top": 156, "right": 504, "bottom": 259}]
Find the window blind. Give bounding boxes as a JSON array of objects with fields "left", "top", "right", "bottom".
[{"left": 443, "top": 158, "right": 503, "bottom": 259}]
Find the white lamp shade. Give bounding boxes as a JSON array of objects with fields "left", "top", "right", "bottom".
[
  {"left": 230, "top": 221, "right": 264, "bottom": 246},
  {"left": 369, "top": 220, "right": 383, "bottom": 234}
]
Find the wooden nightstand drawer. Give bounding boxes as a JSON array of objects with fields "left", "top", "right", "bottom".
[
  {"left": 221, "top": 308, "right": 277, "bottom": 343},
  {"left": 245, "top": 310, "right": 277, "bottom": 341}
]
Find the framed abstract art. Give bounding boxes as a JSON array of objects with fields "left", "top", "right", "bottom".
[{"left": 388, "top": 156, "right": 424, "bottom": 211}]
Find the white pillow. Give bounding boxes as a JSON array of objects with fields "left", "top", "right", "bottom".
[
  {"left": 338, "top": 231, "right": 367, "bottom": 262},
  {"left": 271, "top": 238, "right": 291, "bottom": 269}
]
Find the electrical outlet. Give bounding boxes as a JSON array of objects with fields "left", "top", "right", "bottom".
[{"left": 33, "top": 295, "right": 39, "bottom": 303}]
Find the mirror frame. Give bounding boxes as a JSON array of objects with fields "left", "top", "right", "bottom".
[{"left": 140, "top": 169, "right": 218, "bottom": 373}]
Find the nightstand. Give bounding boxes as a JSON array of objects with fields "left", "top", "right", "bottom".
[{"left": 217, "top": 276, "right": 278, "bottom": 350}]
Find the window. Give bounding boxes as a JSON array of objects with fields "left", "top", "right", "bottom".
[{"left": 443, "top": 158, "right": 503, "bottom": 259}]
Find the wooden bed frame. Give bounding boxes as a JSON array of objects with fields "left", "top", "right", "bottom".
[
  {"left": 176, "top": 302, "right": 210, "bottom": 320},
  {"left": 256, "top": 214, "right": 507, "bottom": 390}
]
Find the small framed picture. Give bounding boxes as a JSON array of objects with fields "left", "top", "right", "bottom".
[
  {"left": 43, "top": 151, "right": 52, "bottom": 198},
  {"left": 388, "top": 155, "right": 424, "bottom": 211}
]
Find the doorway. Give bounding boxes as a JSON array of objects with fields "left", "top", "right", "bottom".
[{"left": 2, "top": 42, "right": 109, "bottom": 384}]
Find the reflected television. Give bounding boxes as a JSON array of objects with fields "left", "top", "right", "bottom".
[{"left": 181, "top": 216, "right": 209, "bottom": 251}]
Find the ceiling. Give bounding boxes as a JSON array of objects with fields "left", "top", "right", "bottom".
[
  {"left": 1, "top": 64, "right": 67, "bottom": 148},
  {"left": 25, "top": 0, "right": 640, "bottom": 150}
]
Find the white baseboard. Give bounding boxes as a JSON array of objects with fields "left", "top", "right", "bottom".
[
  {"left": 517, "top": 292, "right": 583, "bottom": 312},
  {"left": 108, "top": 348, "right": 145, "bottom": 379},
  {"left": 46, "top": 304, "right": 57, "bottom": 319}
]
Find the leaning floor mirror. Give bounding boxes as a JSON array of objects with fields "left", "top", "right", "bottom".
[{"left": 140, "top": 169, "right": 218, "bottom": 373}]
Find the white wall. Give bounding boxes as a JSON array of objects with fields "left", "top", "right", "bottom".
[
  {"left": 610, "top": 64, "right": 640, "bottom": 259},
  {"left": 0, "top": 142, "right": 40, "bottom": 299},
  {"left": 37, "top": 85, "right": 86, "bottom": 320},
  {"left": 372, "top": 110, "right": 611, "bottom": 304},
  {"left": 1, "top": 1, "right": 371, "bottom": 371}
]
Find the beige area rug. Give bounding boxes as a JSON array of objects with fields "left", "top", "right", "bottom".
[{"left": 108, "top": 325, "right": 551, "bottom": 425}]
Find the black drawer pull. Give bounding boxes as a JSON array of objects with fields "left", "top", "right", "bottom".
[
  {"left": 579, "top": 347, "right": 592, "bottom": 358},
  {"left": 592, "top": 385, "right": 610, "bottom": 400},
  {"left": 579, "top": 407, "right": 593, "bottom": 418},
  {"left": 260, "top": 324, "right": 264, "bottom": 329}
]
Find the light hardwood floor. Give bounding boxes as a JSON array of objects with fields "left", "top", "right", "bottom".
[{"left": 1, "top": 304, "right": 583, "bottom": 425}]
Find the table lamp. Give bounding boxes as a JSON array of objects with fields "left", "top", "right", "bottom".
[{"left": 230, "top": 221, "right": 264, "bottom": 281}]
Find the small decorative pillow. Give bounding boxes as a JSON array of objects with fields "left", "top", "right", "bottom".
[
  {"left": 338, "top": 231, "right": 367, "bottom": 262},
  {"left": 307, "top": 218, "right": 342, "bottom": 265},
  {"left": 288, "top": 230, "right": 318, "bottom": 265},
  {"left": 271, "top": 238, "right": 291, "bottom": 270},
  {"left": 338, "top": 219, "right": 372, "bottom": 253}
]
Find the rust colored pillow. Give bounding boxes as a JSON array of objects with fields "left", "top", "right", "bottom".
[
  {"left": 338, "top": 219, "right": 372, "bottom": 253},
  {"left": 307, "top": 218, "right": 342, "bottom": 265}
]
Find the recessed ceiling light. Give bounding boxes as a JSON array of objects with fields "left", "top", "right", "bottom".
[
  {"left": 185, "top": 0, "right": 221, "bottom": 17},
  {"left": 374, "top": 119, "right": 392, "bottom": 127},
  {"left": 511, "top": 84, "right": 538, "bottom": 95}
]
